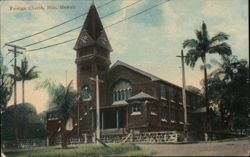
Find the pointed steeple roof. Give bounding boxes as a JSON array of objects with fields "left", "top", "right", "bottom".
[
  {"left": 74, "top": 3, "right": 112, "bottom": 51},
  {"left": 83, "top": 3, "right": 103, "bottom": 40}
]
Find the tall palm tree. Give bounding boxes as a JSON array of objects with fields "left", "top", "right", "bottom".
[
  {"left": 182, "top": 21, "right": 232, "bottom": 132},
  {"left": 15, "top": 57, "right": 39, "bottom": 104},
  {"left": 37, "top": 79, "right": 77, "bottom": 148}
]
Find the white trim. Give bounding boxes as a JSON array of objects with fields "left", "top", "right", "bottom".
[
  {"left": 130, "top": 112, "right": 141, "bottom": 116},
  {"left": 150, "top": 112, "right": 157, "bottom": 116},
  {"left": 161, "top": 118, "right": 167, "bottom": 122},
  {"left": 160, "top": 97, "right": 167, "bottom": 100},
  {"left": 170, "top": 100, "right": 176, "bottom": 103}
]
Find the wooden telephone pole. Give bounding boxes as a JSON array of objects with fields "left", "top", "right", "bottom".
[
  {"left": 5, "top": 43, "right": 26, "bottom": 145},
  {"left": 177, "top": 49, "right": 188, "bottom": 141},
  {"left": 5, "top": 44, "right": 25, "bottom": 106},
  {"left": 89, "top": 74, "right": 104, "bottom": 142}
]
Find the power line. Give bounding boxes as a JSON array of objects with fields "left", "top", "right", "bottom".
[
  {"left": 26, "top": 0, "right": 170, "bottom": 52},
  {"left": 27, "top": 38, "right": 76, "bottom": 52},
  {"left": 23, "top": 0, "right": 143, "bottom": 48},
  {"left": 5, "top": 0, "right": 117, "bottom": 44}
]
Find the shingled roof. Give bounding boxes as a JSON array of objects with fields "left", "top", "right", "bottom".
[
  {"left": 110, "top": 60, "right": 182, "bottom": 89},
  {"left": 74, "top": 3, "right": 112, "bottom": 51},
  {"left": 128, "top": 92, "right": 157, "bottom": 101}
]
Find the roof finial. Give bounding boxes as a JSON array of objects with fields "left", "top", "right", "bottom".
[{"left": 92, "top": 0, "right": 95, "bottom": 6}]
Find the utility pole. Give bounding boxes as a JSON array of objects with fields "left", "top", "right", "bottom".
[
  {"left": 96, "top": 74, "right": 100, "bottom": 141},
  {"left": 65, "top": 70, "right": 67, "bottom": 87},
  {"left": 77, "top": 96, "right": 80, "bottom": 143},
  {"left": 177, "top": 49, "right": 188, "bottom": 141},
  {"left": 5, "top": 43, "right": 25, "bottom": 146},
  {"left": 5, "top": 44, "right": 25, "bottom": 106},
  {"left": 89, "top": 75, "right": 104, "bottom": 142}
]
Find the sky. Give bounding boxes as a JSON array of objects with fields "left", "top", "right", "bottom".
[{"left": 0, "top": 0, "right": 249, "bottom": 113}]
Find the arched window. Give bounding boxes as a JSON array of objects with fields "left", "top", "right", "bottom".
[
  {"left": 112, "top": 80, "right": 132, "bottom": 102},
  {"left": 81, "top": 85, "right": 92, "bottom": 101}
]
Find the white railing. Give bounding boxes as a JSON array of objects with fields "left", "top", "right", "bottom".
[{"left": 132, "top": 131, "right": 179, "bottom": 143}]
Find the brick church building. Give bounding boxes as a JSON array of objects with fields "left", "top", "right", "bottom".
[{"left": 46, "top": 3, "right": 201, "bottom": 140}]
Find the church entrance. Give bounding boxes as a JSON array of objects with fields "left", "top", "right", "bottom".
[{"left": 101, "top": 108, "right": 126, "bottom": 129}]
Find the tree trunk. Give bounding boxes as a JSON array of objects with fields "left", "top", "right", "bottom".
[
  {"left": 22, "top": 80, "right": 25, "bottom": 104},
  {"left": 61, "top": 124, "right": 67, "bottom": 148},
  {"left": 203, "top": 55, "right": 211, "bottom": 133}
]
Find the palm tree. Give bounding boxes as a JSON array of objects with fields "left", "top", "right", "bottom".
[
  {"left": 15, "top": 57, "right": 39, "bottom": 104},
  {"left": 182, "top": 21, "right": 232, "bottom": 132},
  {"left": 37, "top": 79, "right": 77, "bottom": 148}
]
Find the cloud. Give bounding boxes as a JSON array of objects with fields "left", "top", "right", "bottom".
[
  {"left": 3, "top": 0, "right": 249, "bottom": 113},
  {"left": 201, "top": 0, "right": 233, "bottom": 19}
]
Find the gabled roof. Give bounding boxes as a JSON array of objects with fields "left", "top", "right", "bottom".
[
  {"left": 110, "top": 60, "right": 181, "bottom": 88},
  {"left": 112, "top": 100, "right": 128, "bottom": 106},
  {"left": 128, "top": 92, "right": 157, "bottom": 101},
  {"left": 110, "top": 60, "right": 162, "bottom": 81}
]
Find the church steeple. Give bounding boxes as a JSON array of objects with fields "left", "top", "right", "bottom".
[{"left": 74, "top": 2, "right": 112, "bottom": 51}]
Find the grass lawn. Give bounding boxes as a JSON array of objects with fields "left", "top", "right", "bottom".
[{"left": 3, "top": 143, "right": 153, "bottom": 157}]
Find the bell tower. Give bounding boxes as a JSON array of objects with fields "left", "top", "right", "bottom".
[
  {"left": 74, "top": 3, "right": 112, "bottom": 92},
  {"left": 74, "top": 2, "right": 112, "bottom": 133}
]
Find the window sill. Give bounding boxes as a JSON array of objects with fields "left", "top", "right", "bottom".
[
  {"left": 48, "top": 118, "right": 59, "bottom": 121},
  {"left": 150, "top": 112, "right": 157, "bottom": 116},
  {"left": 160, "top": 97, "right": 167, "bottom": 100},
  {"left": 130, "top": 112, "right": 141, "bottom": 116},
  {"left": 171, "top": 120, "right": 176, "bottom": 123},
  {"left": 82, "top": 98, "right": 92, "bottom": 102},
  {"left": 161, "top": 119, "right": 167, "bottom": 122},
  {"left": 170, "top": 100, "right": 176, "bottom": 103}
]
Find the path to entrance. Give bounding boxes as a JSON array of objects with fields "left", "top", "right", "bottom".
[{"left": 138, "top": 139, "right": 250, "bottom": 156}]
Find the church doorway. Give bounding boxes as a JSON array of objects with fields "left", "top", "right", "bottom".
[{"left": 101, "top": 108, "right": 126, "bottom": 129}]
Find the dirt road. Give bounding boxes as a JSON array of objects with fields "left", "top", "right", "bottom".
[{"left": 138, "top": 139, "right": 250, "bottom": 156}]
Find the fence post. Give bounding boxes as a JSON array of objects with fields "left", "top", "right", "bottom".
[
  {"left": 92, "top": 132, "right": 96, "bottom": 143},
  {"left": 84, "top": 134, "right": 87, "bottom": 144},
  {"left": 130, "top": 130, "right": 134, "bottom": 142},
  {"left": 46, "top": 137, "right": 49, "bottom": 146}
]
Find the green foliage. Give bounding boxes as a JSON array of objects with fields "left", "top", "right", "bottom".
[
  {"left": 0, "top": 52, "right": 14, "bottom": 111},
  {"left": 15, "top": 57, "right": 40, "bottom": 104},
  {"left": 15, "top": 57, "right": 40, "bottom": 81},
  {"left": 36, "top": 79, "right": 77, "bottom": 147},
  {"left": 4, "top": 143, "right": 150, "bottom": 157},
  {"left": 207, "top": 56, "right": 249, "bottom": 130},
  {"left": 36, "top": 79, "right": 77, "bottom": 122},
  {"left": 183, "top": 21, "right": 232, "bottom": 67},
  {"left": 2, "top": 103, "right": 47, "bottom": 140}
]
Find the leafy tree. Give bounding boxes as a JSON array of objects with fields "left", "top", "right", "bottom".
[
  {"left": 2, "top": 103, "right": 47, "bottom": 140},
  {"left": 207, "top": 56, "right": 249, "bottom": 131},
  {"left": 0, "top": 52, "right": 14, "bottom": 112},
  {"left": 183, "top": 21, "right": 232, "bottom": 132},
  {"left": 36, "top": 79, "right": 77, "bottom": 148},
  {"left": 15, "top": 57, "right": 39, "bottom": 104}
]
